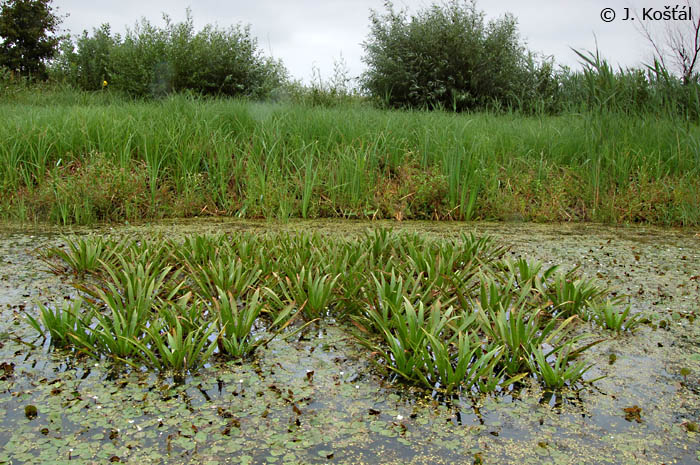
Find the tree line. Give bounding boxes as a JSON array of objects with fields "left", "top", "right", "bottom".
[{"left": 1, "top": 0, "right": 698, "bottom": 116}]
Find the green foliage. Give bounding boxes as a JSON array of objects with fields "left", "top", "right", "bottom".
[
  {"left": 500, "top": 258, "right": 559, "bottom": 289},
  {"left": 540, "top": 271, "right": 608, "bottom": 318},
  {"left": 176, "top": 233, "right": 229, "bottom": 266},
  {"left": 361, "top": 0, "right": 555, "bottom": 111},
  {"left": 528, "top": 343, "right": 594, "bottom": 389},
  {"left": 366, "top": 271, "right": 412, "bottom": 329},
  {"left": 213, "top": 287, "right": 300, "bottom": 359},
  {"left": 419, "top": 329, "right": 504, "bottom": 394},
  {"left": 353, "top": 245, "right": 610, "bottom": 394},
  {"left": 25, "top": 298, "right": 93, "bottom": 348},
  {"left": 277, "top": 267, "right": 340, "bottom": 319},
  {"left": 188, "top": 256, "right": 261, "bottom": 301},
  {"left": 275, "top": 58, "right": 364, "bottom": 108},
  {"left": 27, "top": 229, "right": 628, "bottom": 392},
  {"left": 54, "top": 10, "right": 286, "bottom": 98},
  {"left": 356, "top": 297, "right": 518, "bottom": 394},
  {"left": 0, "top": 0, "right": 62, "bottom": 79},
  {"left": 52, "top": 24, "right": 114, "bottom": 91},
  {"left": 135, "top": 308, "right": 218, "bottom": 373},
  {"left": 2, "top": 96, "right": 699, "bottom": 226},
  {"left": 477, "top": 303, "right": 575, "bottom": 376},
  {"left": 561, "top": 48, "right": 700, "bottom": 119},
  {"left": 41, "top": 235, "right": 119, "bottom": 276},
  {"left": 589, "top": 299, "right": 641, "bottom": 332},
  {"left": 357, "top": 299, "right": 441, "bottom": 384},
  {"left": 360, "top": 0, "right": 698, "bottom": 117},
  {"left": 76, "top": 260, "right": 175, "bottom": 358},
  {"left": 213, "top": 288, "right": 264, "bottom": 358}
]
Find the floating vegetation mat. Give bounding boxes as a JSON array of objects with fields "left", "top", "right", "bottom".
[{"left": 0, "top": 220, "right": 698, "bottom": 464}]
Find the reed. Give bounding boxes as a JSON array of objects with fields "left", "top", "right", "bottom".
[{"left": 2, "top": 93, "right": 698, "bottom": 226}]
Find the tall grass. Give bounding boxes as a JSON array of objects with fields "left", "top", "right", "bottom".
[
  {"left": 1, "top": 91, "right": 698, "bottom": 225},
  {"left": 562, "top": 49, "right": 700, "bottom": 120}
]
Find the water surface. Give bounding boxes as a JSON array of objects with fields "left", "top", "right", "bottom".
[{"left": 0, "top": 219, "right": 698, "bottom": 464}]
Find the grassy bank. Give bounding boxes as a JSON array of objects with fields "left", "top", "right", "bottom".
[{"left": 1, "top": 91, "right": 699, "bottom": 225}]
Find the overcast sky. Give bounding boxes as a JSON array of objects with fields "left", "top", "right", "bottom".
[{"left": 52, "top": 0, "right": 687, "bottom": 83}]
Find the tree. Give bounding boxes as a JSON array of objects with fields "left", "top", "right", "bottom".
[
  {"left": 636, "top": 0, "right": 700, "bottom": 84},
  {"left": 0, "top": 0, "right": 62, "bottom": 78},
  {"left": 56, "top": 11, "right": 287, "bottom": 98},
  {"left": 361, "top": 0, "right": 551, "bottom": 111}
]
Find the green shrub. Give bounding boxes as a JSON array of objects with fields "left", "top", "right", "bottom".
[
  {"left": 51, "top": 24, "right": 115, "bottom": 91},
  {"left": 361, "top": 0, "right": 555, "bottom": 111},
  {"left": 56, "top": 10, "right": 286, "bottom": 98}
]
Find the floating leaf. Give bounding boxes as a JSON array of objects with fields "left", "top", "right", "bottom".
[
  {"left": 24, "top": 405, "right": 38, "bottom": 420},
  {"left": 623, "top": 405, "right": 642, "bottom": 423}
]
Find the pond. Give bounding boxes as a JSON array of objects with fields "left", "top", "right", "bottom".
[{"left": 0, "top": 219, "right": 698, "bottom": 464}]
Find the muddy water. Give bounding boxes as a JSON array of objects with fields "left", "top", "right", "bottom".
[{"left": 0, "top": 219, "right": 698, "bottom": 464}]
